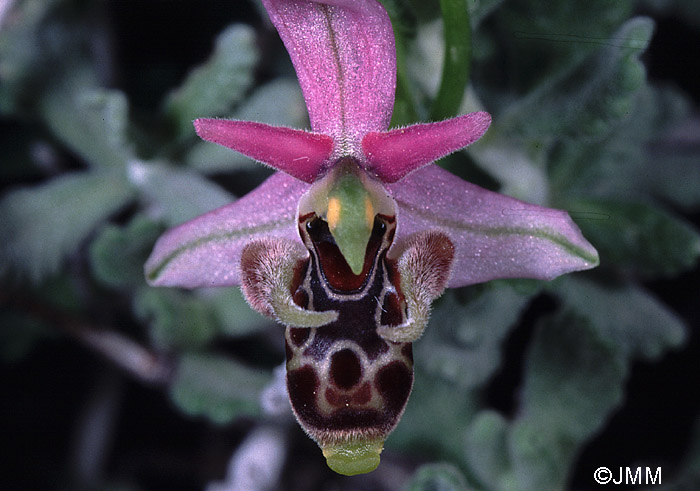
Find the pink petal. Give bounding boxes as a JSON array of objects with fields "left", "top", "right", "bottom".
[
  {"left": 387, "top": 165, "right": 599, "bottom": 288},
  {"left": 145, "top": 172, "right": 310, "bottom": 288},
  {"left": 194, "top": 119, "right": 333, "bottom": 183},
  {"left": 362, "top": 112, "right": 492, "bottom": 183},
  {"left": 262, "top": 0, "right": 395, "bottom": 150}
]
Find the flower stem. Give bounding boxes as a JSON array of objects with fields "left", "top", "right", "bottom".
[{"left": 430, "top": 0, "right": 472, "bottom": 121}]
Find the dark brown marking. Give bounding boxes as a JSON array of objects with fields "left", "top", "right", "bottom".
[
  {"left": 290, "top": 259, "right": 309, "bottom": 308},
  {"left": 289, "top": 327, "right": 310, "bottom": 347},
  {"left": 323, "top": 408, "right": 386, "bottom": 432},
  {"left": 293, "top": 288, "right": 309, "bottom": 309},
  {"left": 285, "top": 339, "right": 293, "bottom": 362},
  {"left": 303, "top": 317, "right": 389, "bottom": 362},
  {"left": 380, "top": 292, "right": 404, "bottom": 326},
  {"left": 376, "top": 361, "right": 413, "bottom": 413},
  {"left": 330, "top": 348, "right": 362, "bottom": 389},
  {"left": 287, "top": 365, "right": 319, "bottom": 410}
]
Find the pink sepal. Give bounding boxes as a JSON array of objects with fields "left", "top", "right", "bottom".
[
  {"left": 388, "top": 165, "right": 599, "bottom": 287},
  {"left": 145, "top": 172, "right": 310, "bottom": 288},
  {"left": 362, "top": 112, "right": 492, "bottom": 183},
  {"left": 261, "top": 0, "right": 395, "bottom": 145},
  {"left": 195, "top": 119, "right": 333, "bottom": 183}
]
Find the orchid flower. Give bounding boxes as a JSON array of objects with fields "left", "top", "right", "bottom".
[{"left": 145, "top": 0, "right": 598, "bottom": 476}]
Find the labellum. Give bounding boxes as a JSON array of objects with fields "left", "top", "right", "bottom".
[{"left": 240, "top": 158, "right": 454, "bottom": 475}]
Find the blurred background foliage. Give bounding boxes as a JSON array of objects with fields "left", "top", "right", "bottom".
[{"left": 1, "top": 0, "right": 699, "bottom": 489}]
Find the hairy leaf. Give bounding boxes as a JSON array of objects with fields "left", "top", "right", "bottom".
[
  {"left": 0, "top": 171, "right": 135, "bottom": 282},
  {"left": 418, "top": 285, "right": 533, "bottom": 389},
  {"left": 552, "top": 276, "right": 687, "bottom": 361},
  {"left": 165, "top": 24, "right": 259, "bottom": 138},
  {"left": 405, "top": 463, "right": 470, "bottom": 491},
  {"left": 499, "top": 17, "right": 653, "bottom": 142},
  {"left": 464, "top": 411, "right": 512, "bottom": 489},
  {"left": 90, "top": 215, "right": 161, "bottom": 289},
  {"left": 40, "top": 70, "right": 135, "bottom": 169},
  {"left": 129, "top": 161, "right": 234, "bottom": 227},
  {"left": 510, "top": 312, "right": 627, "bottom": 490},
  {"left": 134, "top": 288, "right": 218, "bottom": 351},
  {"left": 170, "top": 353, "right": 268, "bottom": 424},
  {"left": 570, "top": 198, "right": 700, "bottom": 279}
]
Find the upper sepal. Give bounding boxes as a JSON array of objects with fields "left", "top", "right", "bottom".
[
  {"left": 145, "top": 172, "right": 310, "bottom": 287},
  {"left": 261, "top": 0, "right": 395, "bottom": 149},
  {"left": 388, "top": 165, "right": 599, "bottom": 288}
]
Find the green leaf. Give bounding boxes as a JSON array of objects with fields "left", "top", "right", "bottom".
[
  {"left": 430, "top": 0, "right": 472, "bottom": 121},
  {"left": 165, "top": 24, "right": 258, "bottom": 138},
  {"left": 186, "top": 79, "right": 307, "bottom": 173},
  {"left": 570, "top": 198, "right": 700, "bottom": 279},
  {"left": 509, "top": 312, "right": 627, "bottom": 490},
  {"left": 498, "top": 17, "right": 653, "bottom": 142},
  {"left": 552, "top": 276, "right": 687, "bottom": 361},
  {"left": 89, "top": 215, "right": 161, "bottom": 289},
  {"left": 134, "top": 288, "right": 218, "bottom": 351},
  {"left": 169, "top": 353, "right": 269, "bottom": 424},
  {"left": 40, "top": 69, "right": 135, "bottom": 169},
  {"left": 495, "top": 0, "right": 634, "bottom": 92},
  {"left": 469, "top": 0, "right": 507, "bottom": 26},
  {"left": 388, "top": 371, "right": 476, "bottom": 463},
  {"left": 235, "top": 78, "right": 307, "bottom": 127},
  {"left": 385, "top": 0, "right": 421, "bottom": 127},
  {"left": 203, "top": 288, "right": 271, "bottom": 338},
  {"left": 0, "top": 171, "right": 135, "bottom": 282},
  {"left": 0, "top": 0, "right": 62, "bottom": 114},
  {"left": 643, "top": 141, "right": 700, "bottom": 210},
  {"left": 464, "top": 410, "right": 512, "bottom": 490},
  {"left": 548, "top": 85, "right": 695, "bottom": 204},
  {"left": 417, "top": 285, "right": 534, "bottom": 389},
  {"left": 404, "top": 463, "right": 470, "bottom": 491},
  {"left": 129, "top": 161, "right": 234, "bottom": 227}
]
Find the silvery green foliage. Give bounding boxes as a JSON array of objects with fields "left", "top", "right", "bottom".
[{"left": 1, "top": 0, "right": 698, "bottom": 489}]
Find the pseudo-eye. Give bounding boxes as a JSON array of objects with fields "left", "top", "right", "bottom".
[{"left": 145, "top": 0, "right": 598, "bottom": 477}]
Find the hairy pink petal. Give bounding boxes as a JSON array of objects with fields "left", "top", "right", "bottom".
[
  {"left": 388, "top": 165, "right": 599, "bottom": 287},
  {"left": 362, "top": 112, "right": 492, "bottom": 183},
  {"left": 145, "top": 172, "right": 310, "bottom": 288},
  {"left": 194, "top": 119, "right": 333, "bottom": 183},
  {"left": 262, "top": 0, "right": 395, "bottom": 151}
]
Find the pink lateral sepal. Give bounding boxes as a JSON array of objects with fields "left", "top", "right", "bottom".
[
  {"left": 362, "top": 112, "right": 492, "bottom": 183},
  {"left": 194, "top": 118, "right": 333, "bottom": 183},
  {"left": 144, "top": 172, "right": 310, "bottom": 288},
  {"left": 388, "top": 165, "right": 599, "bottom": 288}
]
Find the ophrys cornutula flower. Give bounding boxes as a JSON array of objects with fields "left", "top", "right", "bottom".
[{"left": 145, "top": 0, "right": 598, "bottom": 476}]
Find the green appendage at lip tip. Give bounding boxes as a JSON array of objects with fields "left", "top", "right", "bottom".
[
  {"left": 396, "top": 198, "right": 600, "bottom": 267},
  {"left": 322, "top": 440, "right": 384, "bottom": 476},
  {"left": 145, "top": 219, "right": 291, "bottom": 283}
]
